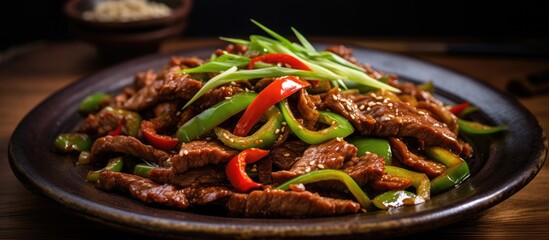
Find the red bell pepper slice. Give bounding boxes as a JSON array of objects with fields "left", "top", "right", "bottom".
[
  {"left": 248, "top": 53, "right": 311, "bottom": 71},
  {"left": 226, "top": 148, "right": 269, "bottom": 192},
  {"left": 141, "top": 120, "right": 179, "bottom": 150},
  {"left": 233, "top": 76, "right": 310, "bottom": 136},
  {"left": 248, "top": 53, "right": 318, "bottom": 86},
  {"left": 108, "top": 119, "right": 124, "bottom": 136},
  {"left": 449, "top": 102, "right": 470, "bottom": 116}
]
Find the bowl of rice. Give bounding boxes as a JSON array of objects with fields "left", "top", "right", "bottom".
[{"left": 64, "top": 0, "right": 193, "bottom": 60}]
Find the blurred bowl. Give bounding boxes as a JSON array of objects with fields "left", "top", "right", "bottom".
[{"left": 64, "top": 0, "right": 193, "bottom": 61}]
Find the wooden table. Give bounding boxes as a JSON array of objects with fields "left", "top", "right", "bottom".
[{"left": 1, "top": 38, "right": 548, "bottom": 239}]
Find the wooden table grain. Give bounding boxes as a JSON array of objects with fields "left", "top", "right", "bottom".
[{"left": 1, "top": 38, "right": 548, "bottom": 239}]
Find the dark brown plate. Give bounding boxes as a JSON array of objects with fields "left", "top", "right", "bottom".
[{"left": 8, "top": 44, "right": 547, "bottom": 239}]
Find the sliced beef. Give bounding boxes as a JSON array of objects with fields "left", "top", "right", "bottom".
[
  {"left": 416, "top": 101, "right": 458, "bottom": 134},
  {"left": 123, "top": 68, "right": 202, "bottom": 111},
  {"left": 78, "top": 108, "right": 120, "bottom": 135},
  {"left": 133, "top": 69, "right": 157, "bottom": 90},
  {"left": 297, "top": 89, "right": 320, "bottom": 130},
  {"left": 390, "top": 80, "right": 443, "bottom": 106},
  {"left": 90, "top": 135, "right": 170, "bottom": 165},
  {"left": 168, "top": 140, "right": 239, "bottom": 173},
  {"left": 370, "top": 173, "right": 413, "bottom": 192},
  {"left": 355, "top": 93, "right": 463, "bottom": 154},
  {"left": 323, "top": 88, "right": 376, "bottom": 134},
  {"left": 269, "top": 140, "right": 310, "bottom": 170},
  {"left": 226, "top": 189, "right": 360, "bottom": 218},
  {"left": 341, "top": 153, "right": 385, "bottom": 186},
  {"left": 389, "top": 138, "right": 447, "bottom": 178},
  {"left": 97, "top": 171, "right": 233, "bottom": 210},
  {"left": 194, "top": 85, "right": 245, "bottom": 111},
  {"left": 169, "top": 56, "right": 204, "bottom": 69},
  {"left": 148, "top": 167, "right": 228, "bottom": 188},
  {"left": 271, "top": 139, "right": 357, "bottom": 183}
]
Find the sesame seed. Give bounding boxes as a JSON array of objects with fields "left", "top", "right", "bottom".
[
  {"left": 205, "top": 137, "right": 212, "bottom": 141},
  {"left": 229, "top": 138, "right": 235, "bottom": 143},
  {"left": 275, "top": 128, "right": 280, "bottom": 134},
  {"left": 318, "top": 164, "right": 325, "bottom": 169},
  {"left": 383, "top": 98, "right": 389, "bottom": 103},
  {"left": 183, "top": 150, "right": 189, "bottom": 155},
  {"left": 230, "top": 81, "right": 237, "bottom": 85},
  {"left": 281, "top": 122, "right": 287, "bottom": 126},
  {"left": 366, "top": 107, "right": 371, "bottom": 111},
  {"left": 176, "top": 111, "right": 181, "bottom": 116},
  {"left": 283, "top": 153, "right": 290, "bottom": 157},
  {"left": 388, "top": 103, "right": 393, "bottom": 107},
  {"left": 350, "top": 115, "right": 356, "bottom": 120},
  {"left": 224, "top": 96, "right": 232, "bottom": 100},
  {"left": 336, "top": 137, "right": 343, "bottom": 142},
  {"left": 359, "top": 105, "right": 365, "bottom": 110},
  {"left": 368, "top": 102, "right": 375, "bottom": 107},
  {"left": 305, "top": 167, "right": 311, "bottom": 173},
  {"left": 331, "top": 121, "right": 336, "bottom": 125},
  {"left": 332, "top": 94, "right": 338, "bottom": 100}
]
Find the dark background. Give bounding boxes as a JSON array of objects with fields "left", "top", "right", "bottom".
[{"left": 1, "top": 0, "right": 548, "bottom": 53}]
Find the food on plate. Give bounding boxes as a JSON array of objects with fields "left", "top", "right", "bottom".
[
  {"left": 53, "top": 20, "right": 506, "bottom": 218},
  {"left": 82, "top": 0, "right": 171, "bottom": 22}
]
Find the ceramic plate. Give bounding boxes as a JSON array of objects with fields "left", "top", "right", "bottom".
[{"left": 9, "top": 44, "right": 547, "bottom": 239}]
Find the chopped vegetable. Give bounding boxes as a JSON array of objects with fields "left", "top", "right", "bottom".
[
  {"left": 372, "top": 190, "right": 420, "bottom": 210},
  {"left": 426, "top": 147, "right": 470, "bottom": 194},
  {"left": 348, "top": 137, "right": 392, "bottom": 165},
  {"left": 78, "top": 92, "right": 112, "bottom": 115},
  {"left": 233, "top": 76, "right": 310, "bottom": 136},
  {"left": 104, "top": 107, "right": 142, "bottom": 137},
  {"left": 215, "top": 107, "right": 284, "bottom": 150},
  {"left": 385, "top": 166, "right": 431, "bottom": 200},
  {"left": 275, "top": 169, "right": 372, "bottom": 209},
  {"left": 278, "top": 98, "right": 354, "bottom": 144},
  {"left": 177, "top": 92, "right": 257, "bottom": 142},
  {"left": 457, "top": 118, "right": 506, "bottom": 135},
  {"left": 449, "top": 102, "right": 470, "bottom": 116},
  {"left": 86, "top": 157, "right": 124, "bottom": 183},
  {"left": 141, "top": 120, "right": 179, "bottom": 150},
  {"left": 53, "top": 133, "right": 92, "bottom": 153},
  {"left": 226, "top": 148, "right": 269, "bottom": 192}
]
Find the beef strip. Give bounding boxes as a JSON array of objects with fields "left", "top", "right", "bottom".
[
  {"left": 148, "top": 167, "right": 228, "bottom": 188},
  {"left": 341, "top": 152, "right": 385, "bottom": 186},
  {"left": 78, "top": 108, "right": 120, "bottom": 135},
  {"left": 370, "top": 173, "right": 413, "bottom": 192},
  {"left": 167, "top": 140, "right": 239, "bottom": 174},
  {"left": 355, "top": 92, "right": 463, "bottom": 154},
  {"left": 389, "top": 137, "right": 447, "bottom": 178},
  {"left": 90, "top": 135, "right": 170, "bottom": 165},
  {"left": 323, "top": 88, "right": 376, "bottom": 134},
  {"left": 133, "top": 69, "right": 157, "bottom": 90},
  {"left": 226, "top": 189, "right": 360, "bottom": 218},
  {"left": 269, "top": 140, "right": 310, "bottom": 170},
  {"left": 123, "top": 67, "right": 202, "bottom": 111},
  {"left": 271, "top": 139, "right": 357, "bottom": 183},
  {"left": 297, "top": 89, "right": 320, "bottom": 130},
  {"left": 416, "top": 101, "right": 458, "bottom": 134},
  {"left": 97, "top": 171, "right": 233, "bottom": 210}
]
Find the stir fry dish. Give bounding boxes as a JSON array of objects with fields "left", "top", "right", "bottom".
[{"left": 53, "top": 20, "right": 506, "bottom": 218}]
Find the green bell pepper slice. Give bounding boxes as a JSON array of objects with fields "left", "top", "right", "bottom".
[
  {"left": 214, "top": 106, "right": 284, "bottom": 150},
  {"left": 133, "top": 164, "right": 154, "bottom": 177},
  {"left": 177, "top": 92, "right": 258, "bottom": 142},
  {"left": 426, "top": 147, "right": 471, "bottom": 194},
  {"left": 53, "top": 133, "right": 92, "bottom": 153},
  {"left": 385, "top": 166, "right": 431, "bottom": 200},
  {"left": 78, "top": 92, "right": 112, "bottom": 115},
  {"left": 275, "top": 169, "right": 371, "bottom": 209},
  {"left": 104, "top": 107, "right": 142, "bottom": 137},
  {"left": 372, "top": 190, "right": 419, "bottom": 210},
  {"left": 348, "top": 137, "right": 392, "bottom": 165},
  {"left": 278, "top": 98, "right": 354, "bottom": 145},
  {"left": 457, "top": 118, "right": 506, "bottom": 135},
  {"left": 86, "top": 157, "right": 124, "bottom": 183}
]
